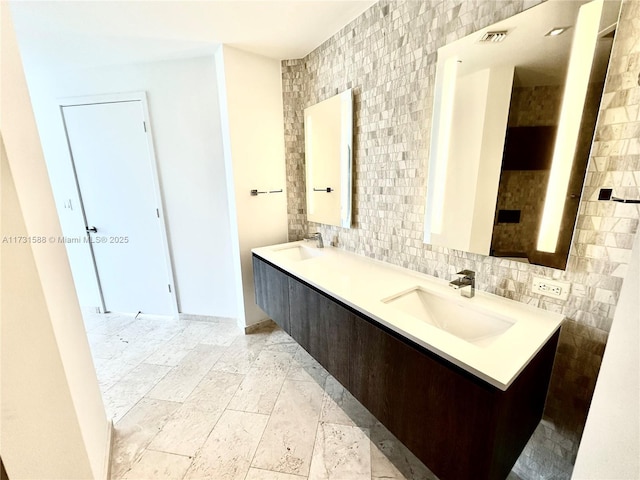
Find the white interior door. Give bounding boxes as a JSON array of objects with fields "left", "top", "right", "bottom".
[{"left": 62, "top": 99, "right": 175, "bottom": 315}]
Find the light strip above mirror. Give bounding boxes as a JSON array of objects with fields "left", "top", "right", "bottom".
[{"left": 536, "top": 0, "right": 604, "bottom": 253}]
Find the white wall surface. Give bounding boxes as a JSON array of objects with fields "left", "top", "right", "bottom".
[
  {"left": 572, "top": 229, "right": 640, "bottom": 479},
  {"left": 215, "top": 45, "right": 288, "bottom": 328},
  {"left": 431, "top": 66, "right": 512, "bottom": 255},
  {"left": 0, "top": 6, "right": 109, "bottom": 478},
  {"left": 470, "top": 65, "right": 514, "bottom": 254},
  {"left": 19, "top": 55, "right": 237, "bottom": 317},
  {"left": 437, "top": 68, "right": 488, "bottom": 252}
]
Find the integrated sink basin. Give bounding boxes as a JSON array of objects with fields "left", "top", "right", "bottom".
[
  {"left": 383, "top": 287, "right": 515, "bottom": 347},
  {"left": 271, "top": 244, "right": 324, "bottom": 262}
]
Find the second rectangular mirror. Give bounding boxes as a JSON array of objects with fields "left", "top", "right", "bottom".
[{"left": 424, "top": 0, "right": 619, "bottom": 270}]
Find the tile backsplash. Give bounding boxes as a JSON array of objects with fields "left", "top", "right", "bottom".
[{"left": 281, "top": 1, "right": 640, "bottom": 478}]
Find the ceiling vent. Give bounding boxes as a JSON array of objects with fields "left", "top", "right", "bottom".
[{"left": 479, "top": 31, "right": 508, "bottom": 43}]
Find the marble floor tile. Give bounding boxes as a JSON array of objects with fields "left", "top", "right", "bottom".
[
  {"left": 321, "top": 376, "right": 377, "bottom": 428},
  {"left": 115, "top": 316, "right": 182, "bottom": 344},
  {"left": 115, "top": 337, "right": 176, "bottom": 366},
  {"left": 211, "top": 340, "right": 264, "bottom": 374},
  {"left": 93, "top": 357, "right": 138, "bottom": 392},
  {"left": 227, "top": 367, "right": 287, "bottom": 414},
  {"left": 251, "top": 379, "right": 325, "bottom": 476},
  {"left": 84, "top": 313, "right": 437, "bottom": 480},
  {"left": 252, "top": 348, "right": 297, "bottom": 375},
  {"left": 120, "top": 449, "right": 192, "bottom": 480},
  {"left": 167, "top": 321, "right": 221, "bottom": 349},
  {"left": 264, "top": 327, "right": 298, "bottom": 347},
  {"left": 183, "top": 409, "right": 269, "bottom": 480},
  {"left": 88, "top": 332, "right": 131, "bottom": 360},
  {"left": 309, "top": 422, "right": 372, "bottom": 480},
  {"left": 199, "top": 321, "right": 243, "bottom": 347},
  {"left": 287, "top": 347, "right": 330, "bottom": 385},
  {"left": 88, "top": 313, "right": 136, "bottom": 336},
  {"left": 111, "top": 397, "right": 181, "bottom": 479},
  {"left": 143, "top": 341, "right": 193, "bottom": 367},
  {"left": 148, "top": 370, "right": 244, "bottom": 457},
  {"left": 231, "top": 325, "right": 274, "bottom": 349},
  {"left": 264, "top": 341, "right": 300, "bottom": 355},
  {"left": 245, "top": 467, "right": 307, "bottom": 480},
  {"left": 146, "top": 344, "right": 226, "bottom": 402},
  {"left": 103, "top": 363, "right": 172, "bottom": 421}
]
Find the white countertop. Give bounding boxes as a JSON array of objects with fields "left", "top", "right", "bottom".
[{"left": 252, "top": 241, "right": 564, "bottom": 391}]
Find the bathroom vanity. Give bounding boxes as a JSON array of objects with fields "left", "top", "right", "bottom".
[{"left": 252, "top": 242, "right": 563, "bottom": 480}]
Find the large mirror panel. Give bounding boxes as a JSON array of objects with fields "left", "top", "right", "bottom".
[
  {"left": 304, "top": 89, "right": 353, "bottom": 228},
  {"left": 424, "top": 0, "right": 620, "bottom": 270}
]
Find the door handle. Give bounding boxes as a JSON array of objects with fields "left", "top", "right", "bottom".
[{"left": 86, "top": 226, "right": 98, "bottom": 233}]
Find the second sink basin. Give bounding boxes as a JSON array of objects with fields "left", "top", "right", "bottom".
[
  {"left": 383, "top": 287, "right": 515, "bottom": 347},
  {"left": 271, "top": 244, "right": 324, "bottom": 262}
]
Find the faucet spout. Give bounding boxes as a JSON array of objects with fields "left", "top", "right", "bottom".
[
  {"left": 305, "top": 232, "right": 324, "bottom": 248},
  {"left": 449, "top": 270, "right": 475, "bottom": 298}
]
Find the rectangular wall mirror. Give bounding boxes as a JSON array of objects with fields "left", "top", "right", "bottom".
[
  {"left": 424, "top": 0, "right": 620, "bottom": 270},
  {"left": 304, "top": 88, "right": 353, "bottom": 228}
]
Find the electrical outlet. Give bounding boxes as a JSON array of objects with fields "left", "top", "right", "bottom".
[{"left": 532, "top": 276, "right": 570, "bottom": 300}]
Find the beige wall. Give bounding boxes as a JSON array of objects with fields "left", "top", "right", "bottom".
[
  {"left": 215, "top": 46, "right": 289, "bottom": 328},
  {"left": 0, "top": 5, "right": 110, "bottom": 479}
]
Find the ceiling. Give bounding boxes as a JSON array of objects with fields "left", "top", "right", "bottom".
[
  {"left": 10, "top": 1, "right": 376, "bottom": 71},
  {"left": 439, "top": 0, "right": 619, "bottom": 87}
]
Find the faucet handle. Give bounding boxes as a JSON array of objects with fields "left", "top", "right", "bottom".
[{"left": 456, "top": 269, "right": 475, "bottom": 278}]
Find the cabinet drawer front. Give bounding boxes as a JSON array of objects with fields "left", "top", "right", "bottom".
[
  {"left": 252, "top": 256, "right": 290, "bottom": 332},
  {"left": 289, "top": 279, "right": 352, "bottom": 387}
]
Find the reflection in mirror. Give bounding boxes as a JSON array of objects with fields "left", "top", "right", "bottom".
[
  {"left": 304, "top": 89, "right": 353, "bottom": 228},
  {"left": 424, "top": 0, "right": 620, "bottom": 270}
]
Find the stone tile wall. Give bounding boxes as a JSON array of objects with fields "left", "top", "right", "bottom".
[
  {"left": 492, "top": 169, "right": 549, "bottom": 258},
  {"left": 281, "top": 1, "right": 640, "bottom": 478},
  {"left": 508, "top": 85, "right": 562, "bottom": 127}
]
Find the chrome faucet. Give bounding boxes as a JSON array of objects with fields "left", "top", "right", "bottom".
[
  {"left": 449, "top": 270, "right": 475, "bottom": 298},
  {"left": 305, "top": 232, "right": 324, "bottom": 248}
]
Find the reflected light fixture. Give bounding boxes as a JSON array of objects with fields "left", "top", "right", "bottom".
[{"left": 537, "top": 0, "right": 603, "bottom": 253}]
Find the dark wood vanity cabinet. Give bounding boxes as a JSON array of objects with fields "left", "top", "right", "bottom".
[
  {"left": 253, "top": 254, "right": 559, "bottom": 480},
  {"left": 351, "top": 313, "right": 559, "bottom": 480},
  {"left": 252, "top": 255, "right": 290, "bottom": 333},
  {"left": 288, "top": 280, "right": 354, "bottom": 387}
]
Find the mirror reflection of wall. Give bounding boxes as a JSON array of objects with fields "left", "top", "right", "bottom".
[
  {"left": 304, "top": 89, "right": 353, "bottom": 228},
  {"left": 491, "top": 75, "right": 608, "bottom": 269},
  {"left": 424, "top": 0, "right": 620, "bottom": 270}
]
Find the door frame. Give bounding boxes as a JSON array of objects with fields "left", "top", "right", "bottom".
[{"left": 58, "top": 91, "right": 179, "bottom": 318}]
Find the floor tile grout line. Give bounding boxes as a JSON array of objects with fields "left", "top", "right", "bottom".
[
  {"left": 142, "top": 446, "right": 194, "bottom": 459},
  {"left": 245, "top": 465, "right": 309, "bottom": 479},
  {"left": 176, "top": 366, "right": 247, "bottom": 478},
  {"left": 245, "top": 343, "right": 298, "bottom": 475}
]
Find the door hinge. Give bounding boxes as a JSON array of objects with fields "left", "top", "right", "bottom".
[
  {"left": 156, "top": 208, "right": 160, "bottom": 218},
  {"left": 168, "top": 284, "right": 172, "bottom": 293},
  {"left": 143, "top": 121, "right": 147, "bottom": 133}
]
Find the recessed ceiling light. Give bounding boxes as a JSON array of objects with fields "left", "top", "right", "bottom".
[{"left": 545, "top": 27, "right": 570, "bottom": 37}]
